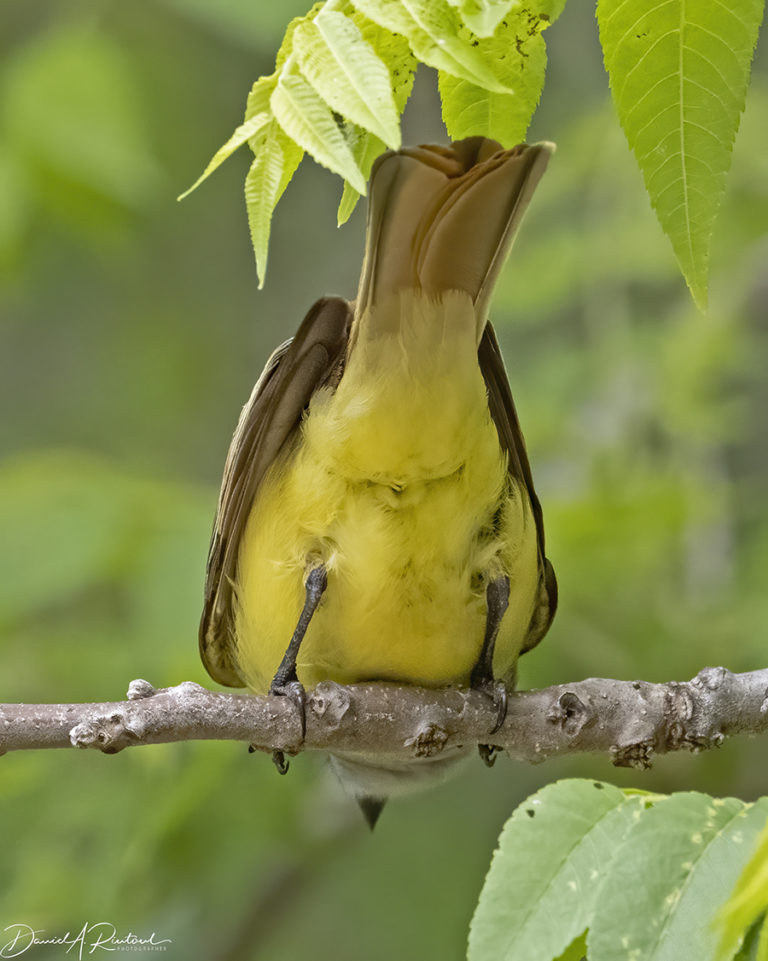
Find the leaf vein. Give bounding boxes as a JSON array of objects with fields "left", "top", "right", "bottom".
[
  {"left": 618, "top": 29, "right": 679, "bottom": 92},
  {"left": 609, "top": 0, "right": 676, "bottom": 53},
  {"left": 648, "top": 803, "right": 749, "bottom": 955}
]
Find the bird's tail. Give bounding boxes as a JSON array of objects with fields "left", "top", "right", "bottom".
[{"left": 355, "top": 137, "right": 553, "bottom": 337}]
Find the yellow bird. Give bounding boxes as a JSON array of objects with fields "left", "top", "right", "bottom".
[{"left": 200, "top": 137, "right": 557, "bottom": 827}]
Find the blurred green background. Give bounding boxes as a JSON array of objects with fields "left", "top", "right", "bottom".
[{"left": 1, "top": 2, "right": 767, "bottom": 959}]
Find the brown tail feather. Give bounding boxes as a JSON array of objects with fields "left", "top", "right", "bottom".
[{"left": 356, "top": 137, "right": 553, "bottom": 331}]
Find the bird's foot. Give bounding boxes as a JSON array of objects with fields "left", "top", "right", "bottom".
[
  {"left": 268, "top": 677, "right": 306, "bottom": 775},
  {"left": 473, "top": 677, "right": 508, "bottom": 768}
]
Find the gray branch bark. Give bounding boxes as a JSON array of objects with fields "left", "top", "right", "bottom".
[{"left": 1, "top": 667, "right": 767, "bottom": 768}]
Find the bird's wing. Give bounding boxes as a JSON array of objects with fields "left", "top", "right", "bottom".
[
  {"left": 478, "top": 321, "right": 558, "bottom": 653},
  {"left": 199, "top": 296, "right": 352, "bottom": 687}
]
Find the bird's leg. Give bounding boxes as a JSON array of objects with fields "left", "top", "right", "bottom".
[
  {"left": 267, "top": 564, "right": 328, "bottom": 775},
  {"left": 470, "top": 575, "right": 510, "bottom": 767}
]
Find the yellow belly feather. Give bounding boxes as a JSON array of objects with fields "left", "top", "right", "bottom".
[{"left": 234, "top": 292, "right": 539, "bottom": 692}]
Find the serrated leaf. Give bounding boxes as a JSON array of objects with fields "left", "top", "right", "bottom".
[
  {"left": 334, "top": 12, "right": 417, "bottom": 223},
  {"left": 337, "top": 125, "right": 385, "bottom": 225},
  {"left": 597, "top": 0, "right": 764, "bottom": 310},
  {"left": 275, "top": 129, "right": 304, "bottom": 198},
  {"left": 177, "top": 112, "right": 272, "bottom": 200},
  {"left": 276, "top": 4, "right": 325, "bottom": 72},
  {"left": 245, "top": 74, "right": 277, "bottom": 123},
  {"left": 439, "top": 5, "right": 563, "bottom": 146},
  {"left": 293, "top": 11, "right": 400, "bottom": 149},
  {"left": 348, "top": 11, "right": 418, "bottom": 112},
  {"left": 244, "top": 75, "right": 279, "bottom": 155},
  {"left": 179, "top": 73, "right": 277, "bottom": 201},
  {"left": 588, "top": 793, "right": 768, "bottom": 961},
  {"left": 352, "top": 0, "right": 512, "bottom": 93},
  {"left": 458, "top": 0, "right": 521, "bottom": 37},
  {"left": 468, "top": 779, "right": 644, "bottom": 961},
  {"left": 716, "top": 818, "right": 768, "bottom": 961},
  {"left": 245, "top": 124, "right": 303, "bottom": 287},
  {"left": 270, "top": 69, "right": 366, "bottom": 194}
]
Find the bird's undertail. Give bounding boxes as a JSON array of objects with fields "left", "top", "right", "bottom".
[
  {"left": 355, "top": 137, "right": 554, "bottom": 337},
  {"left": 330, "top": 748, "right": 473, "bottom": 828}
]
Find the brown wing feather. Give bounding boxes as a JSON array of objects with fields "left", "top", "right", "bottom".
[
  {"left": 478, "top": 322, "right": 557, "bottom": 654},
  {"left": 200, "top": 296, "right": 352, "bottom": 687}
]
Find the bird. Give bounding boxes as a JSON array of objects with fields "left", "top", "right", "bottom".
[{"left": 199, "top": 136, "right": 557, "bottom": 829}]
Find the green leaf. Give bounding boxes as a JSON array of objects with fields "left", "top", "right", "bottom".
[
  {"left": 337, "top": 126, "right": 385, "bottom": 225},
  {"left": 245, "top": 123, "right": 304, "bottom": 287},
  {"left": 468, "top": 779, "right": 643, "bottom": 961},
  {"left": 336, "top": 13, "right": 417, "bottom": 223},
  {"left": 179, "top": 71, "right": 280, "bottom": 201},
  {"left": 245, "top": 74, "right": 278, "bottom": 125},
  {"left": 181, "top": 3, "right": 421, "bottom": 287},
  {"left": 469, "top": 784, "right": 768, "bottom": 961},
  {"left": 588, "top": 793, "right": 768, "bottom": 961},
  {"left": 555, "top": 932, "right": 588, "bottom": 961},
  {"left": 716, "top": 818, "right": 768, "bottom": 961},
  {"left": 439, "top": 5, "right": 564, "bottom": 147},
  {"left": 270, "top": 69, "right": 366, "bottom": 193},
  {"left": 351, "top": 0, "right": 512, "bottom": 93},
  {"left": 177, "top": 112, "right": 272, "bottom": 200},
  {"left": 293, "top": 10, "right": 401, "bottom": 149},
  {"left": 457, "top": 0, "right": 521, "bottom": 37},
  {"left": 597, "top": 0, "right": 765, "bottom": 309},
  {"left": 276, "top": 3, "right": 325, "bottom": 71},
  {"left": 733, "top": 920, "right": 764, "bottom": 961},
  {"left": 350, "top": 11, "right": 418, "bottom": 112}
]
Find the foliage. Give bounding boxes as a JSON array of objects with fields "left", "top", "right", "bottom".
[
  {"left": 469, "top": 780, "right": 768, "bottom": 961},
  {"left": 180, "top": 0, "right": 565, "bottom": 283},
  {"left": 716, "top": 820, "right": 768, "bottom": 961},
  {"left": 597, "top": 0, "right": 764, "bottom": 310},
  {"left": 183, "top": 0, "right": 764, "bottom": 305}
]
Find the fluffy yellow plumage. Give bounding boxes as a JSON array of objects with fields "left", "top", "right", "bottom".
[{"left": 234, "top": 291, "right": 539, "bottom": 692}]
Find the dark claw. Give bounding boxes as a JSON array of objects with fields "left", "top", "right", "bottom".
[
  {"left": 470, "top": 576, "right": 511, "bottom": 766},
  {"left": 476, "top": 679, "right": 508, "bottom": 764},
  {"left": 266, "top": 678, "right": 306, "bottom": 776},
  {"left": 272, "top": 750, "right": 290, "bottom": 775}
]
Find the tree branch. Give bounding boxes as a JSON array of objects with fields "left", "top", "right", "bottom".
[{"left": 1, "top": 668, "right": 766, "bottom": 768}]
